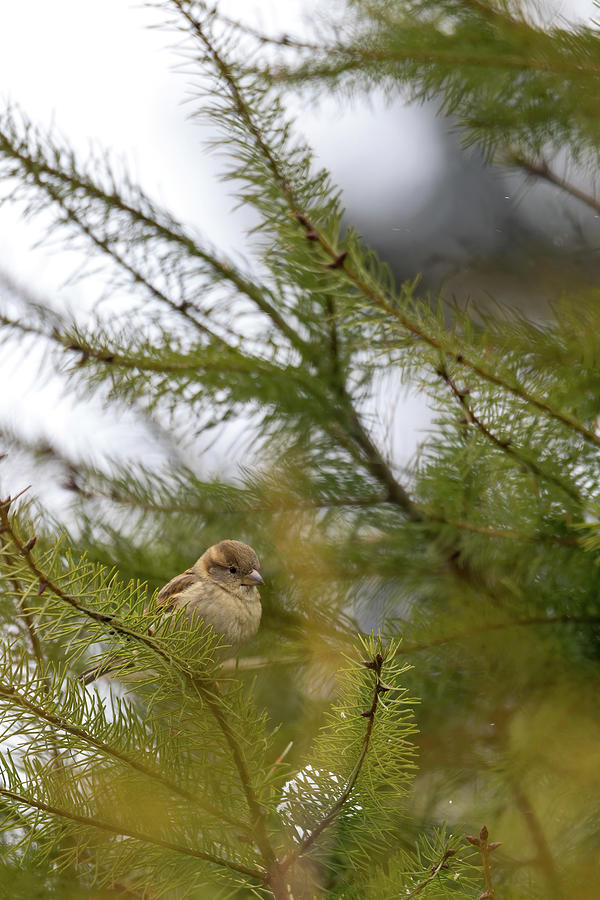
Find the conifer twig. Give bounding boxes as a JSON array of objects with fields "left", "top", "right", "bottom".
[
  {"left": 0, "top": 786, "right": 265, "bottom": 881},
  {"left": 404, "top": 845, "right": 457, "bottom": 897},
  {"left": 278, "top": 650, "right": 385, "bottom": 875},
  {"left": 423, "top": 512, "right": 580, "bottom": 545},
  {"left": 512, "top": 153, "right": 600, "bottom": 216},
  {"left": 436, "top": 364, "right": 582, "bottom": 503},
  {"left": 190, "top": 678, "right": 277, "bottom": 868},
  {"left": 0, "top": 504, "right": 63, "bottom": 768},
  {"left": 0, "top": 678, "right": 250, "bottom": 833},
  {"left": 194, "top": 0, "right": 325, "bottom": 53},
  {"left": 0, "top": 125, "right": 306, "bottom": 355},
  {"left": 466, "top": 825, "right": 500, "bottom": 900},
  {"left": 278, "top": 43, "right": 600, "bottom": 81},
  {"left": 292, "top": 212, "right": 600, "bottom": 451}
]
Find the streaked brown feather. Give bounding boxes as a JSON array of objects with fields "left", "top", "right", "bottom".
[{"left": 155, "top": 569, "right": 198, "bottom": 610}]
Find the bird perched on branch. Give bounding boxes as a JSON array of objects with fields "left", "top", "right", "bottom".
[{"left": 81, "top": 540, "right": 264, "bottom": 685}]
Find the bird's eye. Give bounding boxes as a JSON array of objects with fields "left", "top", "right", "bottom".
[{"left": 229, "top": 565, "right": 237, "bottom": 574}]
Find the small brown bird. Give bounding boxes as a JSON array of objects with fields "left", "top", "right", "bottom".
[{"left": 81, "top": 540, "right": 263, "bottom": 684}]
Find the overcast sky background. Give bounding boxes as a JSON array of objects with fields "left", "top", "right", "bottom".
[{"left": 0, "top": 0, "right": 598, "bottom": 510}]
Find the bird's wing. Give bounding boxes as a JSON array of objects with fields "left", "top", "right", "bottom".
[{"left": 154, "top": 569, "right": 199, "bottom": 611}]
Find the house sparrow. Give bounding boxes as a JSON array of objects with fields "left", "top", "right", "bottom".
[{"left": 81, "top": 540, "right": 263, "bottom": 684}]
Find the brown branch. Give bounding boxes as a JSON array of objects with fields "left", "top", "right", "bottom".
[
  {"left": 466, "top": 826, "right": 500, "bottom": 900},
  {"left": 436, "top": 364, "right": 582, "bottom": 504},
  {"left": 423, "top": 511, "right": 580, "bottom": 546},
  {"left": 56, "top": 199, "right": 223, "bottom": 341},
  {"left": 404, "top": 846, "right": 457, "bottom": 897},
  {"left": 192, "top": 679, "right": 276, "bottom": 867},
  {"left": 278, "top": 651, "right": 385, "bottom": 876},
  {"left": 279, "top": 43, "right": 600, "bottom": 81},
  {"left": 0, "top": 500, "right": 64, "bottom": 769},
  {"left": 173, "top": 1, "right": 298, "bottom": 211},
  {"left": 342, "top": 406, "right": 421, "bottom": 519},
  {"left": 139, "top": 6, "right": 420, "bottom": 524},
  {"left": 0, "top": 787, "right": 265, "bottom": 881},
  {"left": 194, "top": 1, "right": 325, "bottom": 52},
  {"left": 0, "top": 500, "right": 185, "bottom": 660},
  {"left": 512, "top": 153, "right": 600, "bottom": 217}
]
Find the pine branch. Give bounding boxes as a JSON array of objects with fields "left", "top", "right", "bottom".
[
  {"left": 0, "top": 497, "right": 183, "bottom": 662},
  {"left": 436, "top": 363, "right": 582, "bottom": 503},
  {"left": 169, "top": 3, "right": 420, "bottom": 520},
  {"left": 511, "top": 152, "right": 600, "bottom": 216},
  {"left": 278, "top": 649, "right": 386, "bottom": 875},
  {"left": 0, "top": 492, "right": 63, "bottom": 773},
  {"left": 0, "top": 786, "right": 265, "bottom": 882},
  {"left": 0, "top": 676, "right": 250, "bottom": 833},
  {"left": 172, "top": 1, "right": 299, "bottom": 211},
  {"left": 193, "top": 0, "right": 326, "bottom": 52},
  {"left": 286, "top": 42, "right": 600, "bottom": 81},
  {"left": 423, "top": 512, "right": 580, "bottom": 546},
  {"left": 292, "top": 211, "right": 600, "bottom": 451},
  {"left": 0, "top": 113, "right": 307, "bottom": 355},
  {"left": 404, "top": 845, "right": 458, "bottom": 898},
  {"left": 190, "top": 679, "right": 277, "bottom": 868}
]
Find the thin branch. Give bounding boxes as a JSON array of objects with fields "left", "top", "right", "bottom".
[
  {"left": 173, "top": 1, "right": 299, "bottom": 211},
  {"left": 0, "top": 787, "right": 265, "bottom": 881},
  {"left": 404, "top": 846, "right": 457, "bottom": 898},
  {"left": 423, "top": 511, "right": 580, "bottom": 546},
  {"left": 0, "top": 129, "right": 308, "bottom": 357},
  {"left": 0, "top": 309, "right": 297, "bottom": 389},
  {"left": 512, "top": 153, "right": 600, "bottom": 216},
  {"left": 0, "top": 512, "right": 64, "bottom": 770},
  {"left": 278, "top": 42, "right": 600, "bottom": 81},
  {"left": 466, "top": 826, "right": 500, "bottom": 900},
  {"left": 339, "top": 405, "right": 421, "bottom": 519},
  {"left": 278, "top": 651, "right": 385, "bottom": 875},
  {"left": 192, "top": 680, "right": 276, "bottom": 867},
  {"left": 0, "top": 678, "right": 250, "bottom": 833},
  {"left": 194, "top": 1, "right": 325, "bottom": 52},
  {"left": 177, "top": 6, "right": 414, "bottom": 523},
  {"left": 54, "top": 196, "right": 222, "bottom": 341},
  {"left": 324, "top": 295, "right": 344, "bottom": 399},
  {"left": 0, "top": 499, "right": 188, "bottom": 662},
  {"left": 436, "top": 364, "right": 582, "bottom": 504}
]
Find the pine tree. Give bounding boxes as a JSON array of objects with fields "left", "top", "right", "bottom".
[{"left": 1, "top": 1, "right": 600, "bottom": 897}]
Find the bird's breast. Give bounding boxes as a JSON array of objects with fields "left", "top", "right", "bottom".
[{"left": 174, "top": 582, "right": 261, "bottom": 653}]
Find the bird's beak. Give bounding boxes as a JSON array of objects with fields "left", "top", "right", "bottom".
[{"left": 241, "top": 569, "right": 264, "bottom": 586}]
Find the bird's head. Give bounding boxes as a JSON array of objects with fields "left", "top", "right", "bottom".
[{"left": 198, "top": 540, "right": 264, "bottom": 592}]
